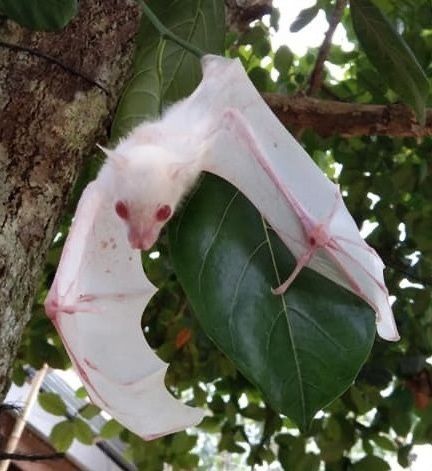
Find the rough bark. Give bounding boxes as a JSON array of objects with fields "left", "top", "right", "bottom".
[
  {"left": 264, "top": 94, "right": 432, "bottom": 138},
  {"left": 0, "top": 0, "right": 140, "bottom": 400}
]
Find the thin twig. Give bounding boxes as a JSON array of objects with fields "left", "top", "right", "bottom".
[
  {"left": 0, "top": 40, "right": 109, "bottom": 95},
  {"left": 0, "top": 404, "right": 22, "bottom": 416},
  {"left": 307, "top": 0, "right": 347, "bottom": 96},
  {"left": 0, "top": 452, "right": 65, "bottom": 462}
]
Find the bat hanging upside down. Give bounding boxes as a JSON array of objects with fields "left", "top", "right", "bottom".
[{"left": 44, "top": 55, "right": 399, "bottom": 440}]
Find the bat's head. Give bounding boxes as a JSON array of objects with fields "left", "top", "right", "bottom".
[{"left": 98, "top": 143, "right": 199, "bottom": 251}]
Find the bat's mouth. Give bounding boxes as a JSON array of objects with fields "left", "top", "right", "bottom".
[
  {"left": 128, "top": 229, "right": 159, "bottom": 251},
  {"left": 130, "top": 240, "right": 154, "bottom": 251}
]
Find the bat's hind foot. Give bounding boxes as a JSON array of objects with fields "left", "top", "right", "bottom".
[{"left": 272, "top": 251, "right": 313, "bottom": 295}]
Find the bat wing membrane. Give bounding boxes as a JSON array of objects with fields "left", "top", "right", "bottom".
[
  {"left": 175, "top": 55, "right": 398, "bottom": 341},
  {"left": 45, "top": 182, "right": 204, "bottom": 439}
]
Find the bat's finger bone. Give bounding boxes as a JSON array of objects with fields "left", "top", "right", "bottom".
[
  {"left": 44, "top": 297, "right": 79, "bottom": 317},
  {"left": 330, "top": 240, "right": 389, "bottom": 299}
]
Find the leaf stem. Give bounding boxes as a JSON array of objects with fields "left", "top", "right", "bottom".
[{"left": 140, "top": 1, "right": 205, "bottom": 59}]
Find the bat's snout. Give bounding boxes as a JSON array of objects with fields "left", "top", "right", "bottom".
[{"left": 128, "top": 227, "right": 159, "bottom": 251}]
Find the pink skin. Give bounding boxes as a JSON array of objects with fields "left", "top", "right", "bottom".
[
  {"left": 128, "top": 227, "right": 160, "bottom": 251},
  {"left": 271, "top": 192, "right": 340, "bottom": 295},
  {"left": 115, "top": 201, "right": 172, "bottom": 250},
  {"left": 214, "top": 108, "right": 387, "bottom": 313},
  {"left": 45, "top": 283, "right": 156, "bottom": 403},
  {"left": 44, "top": 287, "right": 110, "bottom": 407}
]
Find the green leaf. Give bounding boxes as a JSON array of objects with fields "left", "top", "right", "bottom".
[
  {"left": 350, "top": 0, "right": 429, "bottom": 124},
  {"left": 241, "top": 403, "right": 266, "bottom": 421},
  {"left": 248, "top": 67, "right": 270, "bottom": 92},
  {"left": 398, "top": 445, "right": 412, "bottom": 468},
  {"left": 169, "top": 175, "right": 375, "bottom": 430},
  {"left": 199, "top": 416, "right": 222, "bottom": 432},
  {"left": 75, "top": 386, "right": 87, "bottom": 399},
  {"left": 79, "top": 403, "right": 100, "bottom": 420},
  {"left": 413, "top": 419, "right": 432, "bottom": 444},
  {"left": 73, "top": 418, "right": 93, "bottom": 445},
  {"left": 38, "top": 392, "right": 67, "bottom": 416},
  {"left": 100, "top": 419, "right": 124, "bottom": 439},
  {"left": 290, "top": 4, "right": 320, "bottom": 33},
  {"left": 238, "top": 25, "right": 270, "bottom": 58},
  {"left": 239, "top": 25, "right": 266, "bottom": 46},
  {"left": 0, "top": 0, "right": 78, "bottom": 31},
  {"left": 175, "top": 453, "right": 199, "bottom": 469},
  {"left": 351, "top": 455, "right": 390, "bottom": 471},
  {"left": 370, "top": 433, "right": 397, "bottom": 451},
  {"left": 171, "top": 432, "right": 197, "bottom": 454},
  {"left": 50, "top": 420, "right": 74, "bottom": 452},
  {"left": 274, "top": 46, "right": 294, "bottom": 75},
  {"left": 390, "top": 412, "right": 413, "bottom": 437},
  {"left": 111, "top": 0, "right": 225, "bottom": 138},
  {"left": 277, "top": 435, "right": 319, "bottom": 470}
]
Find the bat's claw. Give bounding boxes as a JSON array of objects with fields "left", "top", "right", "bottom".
[
  {"left": 44, "top": 297, "right": 83, "bottom": 318},
  {"left": 271, "top": 282, "right": 288, "bottom": 296},
  {"left": 271, "top": 273, "right": 297, "bottom": 296},
  {"left": 44, "top": 298, "right": 59, "bottom": 320}
]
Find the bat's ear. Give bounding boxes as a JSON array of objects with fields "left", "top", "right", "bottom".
[
  {"left": 97, "top": 144, "right": 124, "bottom": 167},
  {"left": 167, "top": 162, "right": 189, "bottom": 180}
]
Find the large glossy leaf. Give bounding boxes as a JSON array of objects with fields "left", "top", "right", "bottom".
[
  {"left": 111, "top": 0, "right": 225, "bottom": 138},
  {"left": 169, "top": 175, "right": 375, "bottom": 430},
  {"left": 350, "top": 0, "right": 429, "bottom": 124},
  {"left": 0, "top": 0, "right": 78, "bottom": 31}
]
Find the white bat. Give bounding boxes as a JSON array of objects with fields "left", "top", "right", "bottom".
[{"left": 44, "top": 54, "right": 399, "bottom": 440}]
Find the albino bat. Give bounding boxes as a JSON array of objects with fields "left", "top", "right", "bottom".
[{"left": 45, "top": 54, "right": 399, "bottom": 440}]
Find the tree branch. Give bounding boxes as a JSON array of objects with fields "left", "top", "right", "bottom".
[
  {"left": 225, "top": 0, "right": 273, "bottom": 32},
  {"left": 308, "top": 0, "right": 347, "bottom": 96},
  {"left": 263, "top": 94, "right": 431, "bottom": 137}
]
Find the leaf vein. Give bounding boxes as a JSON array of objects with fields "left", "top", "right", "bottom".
[
  {"left": 197, "top": 191, "right": 239, "bottom": 295},
  {"left": 260, "top": 217, "right": 307, "bottom": 428}
]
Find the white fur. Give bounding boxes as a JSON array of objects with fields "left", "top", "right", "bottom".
[{"left": 97, "top": 120, "right": 204, "bottom": 248}]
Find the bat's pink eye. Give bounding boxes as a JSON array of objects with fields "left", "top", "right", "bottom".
[
  {"left": 156, "top": 205, "right": 172, "bottom": 222},
  {"left": 115, "top": 201, "right": 129, "bottom": 220}
]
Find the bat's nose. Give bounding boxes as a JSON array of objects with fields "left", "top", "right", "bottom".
[{"left": 128, "top": 228, "right": 158, "bottom": 251}]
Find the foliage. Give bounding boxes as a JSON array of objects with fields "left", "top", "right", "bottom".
[
  {"left": 0, "top": 0, "right": 78, "bottom": 31},
  {"left": 170, "top": 175, "right": 375, "bottom": 430},
  {"left": 350, "top": 0, "right": 429, "bottom": 123},
  {"left": 5, "top": 0, "right": 432, "bottom": 469}
]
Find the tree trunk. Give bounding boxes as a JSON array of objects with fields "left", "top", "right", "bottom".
[{"left": 0, "top": 0, "right": 140, "bottom": 400}]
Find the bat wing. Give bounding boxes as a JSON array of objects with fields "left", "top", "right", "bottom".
[
  {"left": 176, "top": 55, "right": 398, "bottom": 341},
  {"left": 44, "top": 182, "right": 204, "bottom": 439}
]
